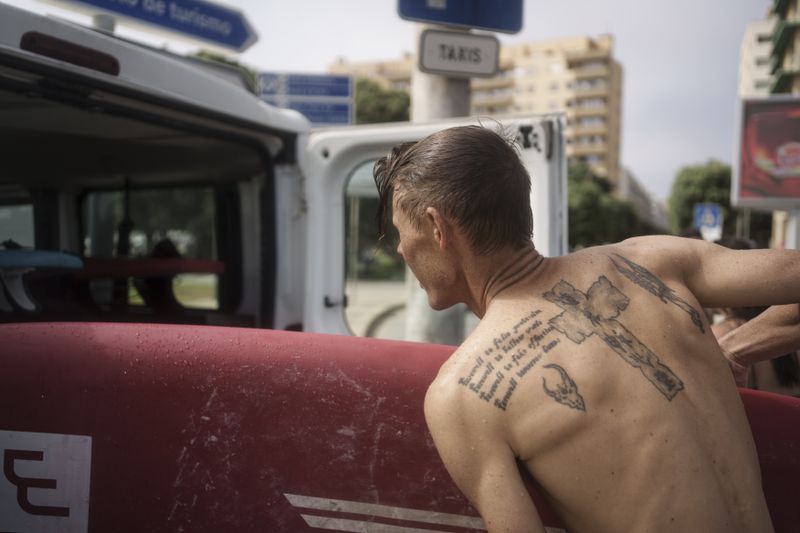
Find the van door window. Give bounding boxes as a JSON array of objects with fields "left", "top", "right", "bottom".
[
  {"left": 344, "top": 161, "right": 407, "bottom": 339},
  {"left": 0, "top": 202, "right": 34, "bottom": 248},
  {"left": 81, "top": 186, "right": 219, "bottom": 311},
  {"left": 344, "top": 160, "right": 480, "bottom": 344}
]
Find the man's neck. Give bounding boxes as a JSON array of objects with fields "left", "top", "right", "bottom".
[{"left": 464, "top": 245, "right": 544, "bottom": 318}]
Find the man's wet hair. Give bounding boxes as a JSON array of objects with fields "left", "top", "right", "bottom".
[{"left": 373, "top": 125, "right": 534, "bottom": 255}]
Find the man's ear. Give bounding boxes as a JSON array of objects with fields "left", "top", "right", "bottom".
[{"left": 426, "top": 206, "right": 450, "bottom": 250}]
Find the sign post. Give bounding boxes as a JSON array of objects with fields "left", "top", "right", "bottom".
[
  {"left": 54, "top": 0, "right": 258, "bottom": 51},
  {"left": 398, "top": 0, "right": 521, "bottom": 343}
]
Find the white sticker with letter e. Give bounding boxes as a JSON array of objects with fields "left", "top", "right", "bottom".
[{"left": 0, "top": 429, "right": 91, "bottom": 533}]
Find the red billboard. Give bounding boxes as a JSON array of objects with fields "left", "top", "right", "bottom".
[{"left": 734, "top": 97, "right": 800, "bottom": 209}]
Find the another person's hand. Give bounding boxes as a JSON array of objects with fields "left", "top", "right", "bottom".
[{"left": 718, "top": 342, "right": 750, "bottom": 387}]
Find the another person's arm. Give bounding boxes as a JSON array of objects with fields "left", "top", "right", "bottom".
[
  {"left": 424, "top": 388, "right": 545, "bottom": 533},
  {"left": 719, "top": 303, "right": 800, "bottom": 367}
]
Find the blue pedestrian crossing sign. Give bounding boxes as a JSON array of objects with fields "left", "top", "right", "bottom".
[{"left": 693, "top": 203, "right": 723, "bottom": 241}]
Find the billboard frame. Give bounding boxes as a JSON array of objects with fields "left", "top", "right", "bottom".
[{"left": 732, "top": 94, "right": 800, "bottom": 210}]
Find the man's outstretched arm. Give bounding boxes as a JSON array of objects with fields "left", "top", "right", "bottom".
[
  {"left": 425, "top": 388, "right": 546, "bottom": 533},
  {"left": 719, "top": 303, "right": 800, "bottom": 367}
]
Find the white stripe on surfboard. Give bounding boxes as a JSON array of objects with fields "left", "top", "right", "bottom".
[
  {"left": 285, "top": 493, "right": 566, "bottom": 532},
  {"left": 300, "top": 514, "right": 447, "bottom": 532},
  {"left": 285, "top": 493, "right": 484, "bottom": 529}
]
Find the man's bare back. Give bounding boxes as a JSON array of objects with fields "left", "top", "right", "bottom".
[
  {"left": 374, "top": 126, "right": 789, "bottom": 533},
  {"left": 426, "top": 238, "right": 774, "bottom": 532}
]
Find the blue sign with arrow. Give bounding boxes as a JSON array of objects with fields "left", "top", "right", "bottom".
[
  {"left": 58, "top": 0, "right": 258, "bottom": 51},
  {"left": 398, "top": 0, "right": 523, "bottom": 34}
]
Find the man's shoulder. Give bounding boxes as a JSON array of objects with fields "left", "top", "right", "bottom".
[
  {"left": 591, "top": 235, "right": 704, "bottom": 272},
  {"left": 424, "top": 340, "right": 504, "bottom": 420},
  {"left": 612, "top": 235, "right": 696, "bottom": 255}
]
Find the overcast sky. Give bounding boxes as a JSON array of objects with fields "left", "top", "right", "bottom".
[{"left": 4, "top": 0, "right": 771, "bottom": 201}]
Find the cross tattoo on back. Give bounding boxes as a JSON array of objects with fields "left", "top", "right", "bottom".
[{"left": 543, "top": 276, "right": 684, "bottom": 400}]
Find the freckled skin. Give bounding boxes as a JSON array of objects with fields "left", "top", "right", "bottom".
[{"left": 414, "top": 232, "right": 791, "bottom": 533}]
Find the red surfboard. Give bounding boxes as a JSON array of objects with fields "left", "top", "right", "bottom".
[{"left": 0, "top": 323, "right": 796, "bottom": 532}]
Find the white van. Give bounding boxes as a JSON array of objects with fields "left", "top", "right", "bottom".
[{"left": 0, "top": 2, "right": 567, "bottom": 344}]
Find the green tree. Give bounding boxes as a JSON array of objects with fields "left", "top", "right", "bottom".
[
  {"left": 192, "top": 50, "right": 257, "bottom": 92},
  {"left": 355, "top": 78, "right": 409, "bottom": 124},
  {"left": 568, "top": 162, "right": 657, "bottom": 249},
  {"left": 668, "top": 160, "right": 771, "bottom": 245},
  {"left": 668, "top": 160, "right": 732, "bottom": 235}
]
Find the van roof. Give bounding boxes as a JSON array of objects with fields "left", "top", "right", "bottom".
[{"left": 0, "top": 3, "right": 310, "bottom": 136}]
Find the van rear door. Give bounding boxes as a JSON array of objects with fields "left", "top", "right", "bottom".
[
  {"left": 302, "top": 116, "right": 567, "bottom": 340},
  {"left": 0, "top": 2, "right": 310, "bottom": 329}
]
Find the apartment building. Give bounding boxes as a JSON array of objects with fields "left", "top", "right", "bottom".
[
  {"left": 770, "top": 0, "right": 800, "bottom": 94},
  {"left": 739, "top": 19, "right": 776, "bottom": 96},
  {"left": 330, "top": 34, "right": 623, "bottom": 187}
]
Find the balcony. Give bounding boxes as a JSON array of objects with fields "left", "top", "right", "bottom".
[
  {"left": 573, "top": 85, "right": 609, "bottom": 98},
  {"left": 567, "top": 143, "right": 608, "bottom": 157},
  {"left": 770, "top": 67, "right": 800, "bottom": 93},
  {"left": 570, "top": 106, "right": 608, "bottom": 118},
  {"left": 471, "top": 76, "right": 515, "bottom": 90},
  {"left": 772, "top": 19, "right": 800, "bottom": 60},
  {"left": 565, "top": 49, "right": 610, "bottom": 65},
  {"left": 572, "top": 65, "right": 610, "bottom": 79},
  {"left": 774, "top": 0, "right": 790, "bottom": 18},
  {"left": 771, "top": 53, "right": 783, "bottom": 74},
  {"left": 569, "top": 123, "right": 607, "bottom": 136},
  {"left": 471, "top": 93, "right": 514, "bottom": 108}
]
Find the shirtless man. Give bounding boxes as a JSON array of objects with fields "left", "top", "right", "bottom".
[{"left": 373, "top": 125, "right": 793, "bottom": 532}]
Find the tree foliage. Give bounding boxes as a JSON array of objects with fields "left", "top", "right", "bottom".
[
  {"left": 192, "top": 50, "right": 257, "bottom": 92},
  {"left": 568, "top": 163, "right": 659, "bottom": 249},
  {"left": 355, "top": 78, "right": 409, "bottom": 124},
  {"left": 668, "top": 160, "right": 771, "bottom": 246},
  {"left": 668, "top": 160, "right": 733, "bottom": 235}
]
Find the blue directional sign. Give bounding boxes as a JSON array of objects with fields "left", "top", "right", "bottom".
[
  {"left": 59, "top": 0, "right": 258, "bottom": 51},
  {"left": 258, "top": 72, "right": 354, "bottom": 126},
  {"left": 398, "top": 0, "right": 523, "bottom": 34},
  {"left": 283, "top": 101, "right": 352, "bottom": 126},
  {"left": 693, "top": 203, "right": 724, "bottom": 241},
  {"left": 259, "top": 73, "right": 352, "bottom": 99}
]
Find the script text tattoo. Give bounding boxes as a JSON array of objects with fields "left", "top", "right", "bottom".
[{"left": 458, "top": 309, "right": 561, "bottom": 411}]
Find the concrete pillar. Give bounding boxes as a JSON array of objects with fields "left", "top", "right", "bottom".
[{"left": 785, "top": 210, "right": 800, "bottom": 250}]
